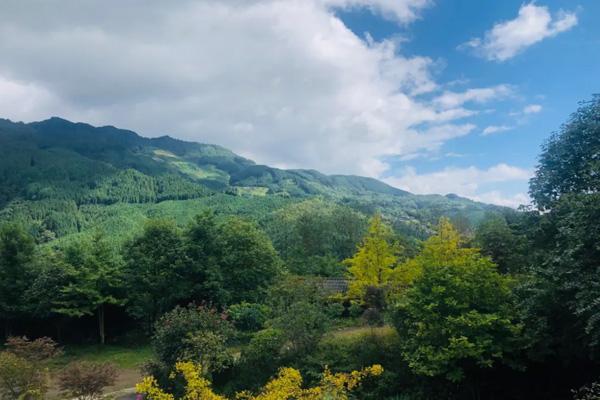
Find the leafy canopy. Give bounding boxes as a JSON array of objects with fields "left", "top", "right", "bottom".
[
  {"left": 344, "top": 214, "right": 400, "bottom": 298},
  {"left": 392, "top": 219, "right": 522, "bottom": 382}
]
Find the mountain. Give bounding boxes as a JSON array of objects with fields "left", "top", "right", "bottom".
[{"left": 0, "top": 117, "right": 504, "bottom": 243}]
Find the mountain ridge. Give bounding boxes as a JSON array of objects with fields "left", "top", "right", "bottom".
[{"left": 0, "top": 117, "right": 505, "bottom": 242}]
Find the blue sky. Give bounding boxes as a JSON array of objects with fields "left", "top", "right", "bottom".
[
  {"left": 0, "top": 0, "right": 598, "bottom": 207},
  {"left": 339, "top": 0, "right": 599, "bottom": 205}
]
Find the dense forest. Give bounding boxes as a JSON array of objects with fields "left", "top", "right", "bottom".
[{"left": 1, "top": 96, "right": 600, "bottom": 400}]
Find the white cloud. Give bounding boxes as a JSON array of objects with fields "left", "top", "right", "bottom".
[
  {"left": 461, "top": 3, "right": 577, "bottom": 61},
  {"left": 482, "top": 125, "right": 513, "bottom": 136},
  {"left": 0, "top": 0, "right": 485, "bottom": 179},
  {"left": 384, "top": 163, "right": 532, "bottom": 207},
  {"left": 523, "top": 104, "right": 543, "bottom": 114},
  {"left": 322, "top": 0, "right": 432, "bottom": 24},
  {"left": 433, "top": 85, "right": 513, "bottom": 109}
]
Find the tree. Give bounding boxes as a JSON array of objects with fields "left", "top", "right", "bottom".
[
  {"left": 55, "top": 232, "right": 124, "bottom": 344},
  {"left": 344, "top": 214, "right": 400, "bottom": 299},
  {"left": 392, "top": 221, "right": 522, "bottom": 383},
  {"left": 123, "top": 219, "right": 187, "bottom": 331},
  {"left": 530, "top": 95, "right": 600, "bottom": 210},
  {"left": 264, "top": 199, "right": 367, "bottom": 276},
  {"left": 217, "top": 217, "right": 282, "bottom": 304},
  {"left": 184, "top": 213, "right": 282, "bottom": 306},
  {"left": 58, "top": 362, "right": 117, "bottom": 400},
  {"left": 183, "top": 212, "right": 227, "bottom": 305},
  {"left": 473, "top": 214, "right": 526, "bottom": 274},
  {"left": 152, "top": 305, "right": 233, "bottom": 375},
  {"left": 522, "top": 97, "right": 600, "bottom": 356},
  {"left": 0, "top": 224, "right": 35, "bottom": 337},
  {"left": 266, "top": 276, "right": 330, "bottom": 355}
]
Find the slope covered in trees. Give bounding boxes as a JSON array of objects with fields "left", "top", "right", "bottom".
[
  {"left": 2, "top": 98, "right": 600, "bottom": 400},
  {"left": 0, "top": 116, "right": 501, "bottom": 245}
]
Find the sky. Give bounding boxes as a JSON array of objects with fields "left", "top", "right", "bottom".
[{"left": 0, "top": 0, "right": 598, "bottom": 207}]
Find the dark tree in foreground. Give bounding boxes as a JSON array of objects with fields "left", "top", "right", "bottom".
[
  {"left": 530, "top": 95, "right": 600, "bottom": 210},
  {"left": 0, "top": 224, "right": 35, "bottom": 337}
]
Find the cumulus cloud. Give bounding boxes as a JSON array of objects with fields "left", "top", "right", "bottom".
[
  {"left": 433, "top": 85, "right": 513, "bottom": 109},
  {"left": 0, "top": 0, "right": 490, "bottom": 178},
  {"left": 482, "top": 125, "right": 513, "bottom": 136},
  {"left": 461, "top": 3, "right": 577, "bottom": 61},
  {"left": 384, "top": 164, "right": 532, "bottom": 208},
  {"left": 523, "top": 104, "right": 543, "bottom": 114},
  {"left": 322, "top": 0, "right": 432, "bottom": 24},
  {"left": 0, "top": 0, "right": 533, "bottom": 207}
]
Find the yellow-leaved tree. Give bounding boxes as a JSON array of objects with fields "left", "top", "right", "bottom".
[
  {"left": 136, "top": 361, "right": 383, "bottom": 400},
  {"left": 390, "top": 217, "right": 479, "bottom": 293},
  {"left": 343, "top": 213, "right": 400, "bottom": 299}
]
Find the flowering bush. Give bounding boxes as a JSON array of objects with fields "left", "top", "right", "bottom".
[{"left": 136, "top": 361, "right": 383, "bottom": 400}]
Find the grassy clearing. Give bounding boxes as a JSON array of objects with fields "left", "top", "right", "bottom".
[
  {"left": 52, "top": 344, "right": 152, "bottom": 370},
  {"left": 328, "top": 325, "right": 396, "bottom": 340}
]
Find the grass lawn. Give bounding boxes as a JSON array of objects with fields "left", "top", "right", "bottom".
[
  {"left": 52, "top": 344, "right": 153, "bottom": 370},
  {"left": 47, "top": 344, "right": 152, "bottom": 399}
]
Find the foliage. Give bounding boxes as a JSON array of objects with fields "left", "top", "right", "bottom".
[
  {"left": 530, "top": 95, "right": 600, "bottom": 209},
  {"left": 136, "top": 361, "right": 383, "bottom": 400},
  {"left": 0, "top": 224, "right": 35, "bottom": 332},
  {"left": 0, "top": 337, "right": 60, "bottom": 400},
  {"left": 473, "top": 213, "right": 526, "bottom": 274},
  {"left": 573, "top": 381, "right": 600, "bottom": 400},
  {"left": 4, "top": 336, "right": 62, "bottom": 362},
  {"left": 57, "top": 361, "right": 118, "bottom": 400},
  {"left": 53, "top": 231, "right": 124, "bottom": 344},
  {"left": 227, "top": 303, "right": 270, "bottom": 332},
  {"left": 266, "top": 276, "right": 331, "bottom": 355},
  {"left": 152, "top": 305, "right": 233, "bottom": 374},
  {"left": 344, "top": 214, "right": 400, "bottom": 299},
  {"left": 123, "top": 219, "right": 187, "bottom": 331},
  {"left": 216, "top": 217, "right": 282, "bottom": 304},
  {"left": 0, "top": 352, "right": 47, "bottom": 400},
  {"left": 264, "top": 199, "right": 367, "bottom": 275},
  {"left": 392, "top": 221, "right": 523, "bottom": 382}
]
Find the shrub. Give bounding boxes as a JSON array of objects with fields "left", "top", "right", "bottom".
[
  {"left": 0, "top": 336, "right": 60, "bottom": 400},
  {"left": 227, "top": 302, "right": 270, "bottom": 332},
  {"left": 573, "top": 381, "right": 600, "bottom": 400},
  {"left": 0, "top": 352, "right": 47, "bottom": 400},
  {"left": 153, "top": 304, "right": 234, "bottom": 373},
  {"left": 4, "top": 336, "right": 62, "bottom": 362},
  {"left": 136, "top": 361, "right": 383, "bottom": 400},
  {"left": 58, "top": 361, "right": 118, "bottom": 400}
]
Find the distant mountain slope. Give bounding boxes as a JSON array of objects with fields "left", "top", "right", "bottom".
[{"left": 0, "top": 117, "right": 504, "bottom": 242}]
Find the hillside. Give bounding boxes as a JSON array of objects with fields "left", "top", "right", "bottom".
[{"left": 0, "top": 117, "right": 503, "bottom": 243}]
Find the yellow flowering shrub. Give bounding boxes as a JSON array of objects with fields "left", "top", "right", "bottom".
[{"left": 136, "top": 361, "right": 383, "bottom": 400}]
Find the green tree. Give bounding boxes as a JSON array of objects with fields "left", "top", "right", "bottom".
[
  {"left": 152, "top": 305, "right": 233, "bottom": 376},
  {"left": 184, "top": 212, "right": 282, "bottom": 306},
  {"left": 123, "top": 219, "right": 187, "bottom": 332},
  {"left": 264, "top": 199, "right": 367, "bottom": 276},
  {"left": 266, "top": 276, "right": 330, "bottom": 355},
  {"left": 523, "top": 97, "right": 600, "bottom": 355},
  {"left": 392, "top": 222, "right": 522, "bottom": 383},
  {"left": 218, "top": 217, "right": 282, "bottom": 304},
  {"left": 0, "top": 224, "right": 35, "bottom": 337},
  {"left": 530, "top": 95, "right": 600, "bottom": 210},
  {"left": 473, "top": 214, "right": 526, "bottom": 274},
  {"left": 344, "top": 214, "right": 400, "bottom": 299},
  {"left": 55, "top": 232, "right": 124, "bottom": 344}
]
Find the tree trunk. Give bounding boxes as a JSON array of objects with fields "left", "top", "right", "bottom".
[{"left": 98, "top": 305, "right": 105, "bottom": 345}]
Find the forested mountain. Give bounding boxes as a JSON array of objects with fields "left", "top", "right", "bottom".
[{"left": 0, "top": 117, "right": 502, "bottom": 243}]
